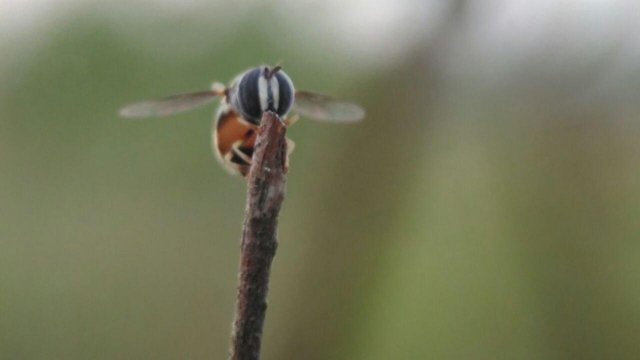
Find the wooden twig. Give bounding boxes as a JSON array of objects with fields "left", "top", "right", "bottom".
[{"left": 229, "top": 111, "right": 288, "bottom": 360}]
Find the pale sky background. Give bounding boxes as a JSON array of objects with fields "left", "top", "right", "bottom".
[
  {"left": 1, "top": 0, "right": 640, "bottom": 99},
  {"left": 2, "top": 0, "right": 638, "bottom": 62}
]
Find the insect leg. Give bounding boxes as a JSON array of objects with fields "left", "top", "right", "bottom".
[
  {"left": 286, "top": 138, "right": 295, "bottom": 156},
  {"left": 284, "top": 114, "right": 299, "bottom": 127},
  {"left": 231, "top": 141, "right": 253, "bottom": 165},
  {"left": 285, "top": 138, "right": 295, "bottom": 170}
]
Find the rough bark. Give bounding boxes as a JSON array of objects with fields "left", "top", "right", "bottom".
[{"left": 229, "top": 111, "right": 288, "bottom": 360}]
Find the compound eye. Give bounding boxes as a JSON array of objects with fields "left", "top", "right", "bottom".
[
  {"left": 232, "top": 66, "right": 296, "bottom": 124},
  {"left": 274, "top": 71, "right": 294, "bottom": 117},
  {"left": 236, "top": 67, "right": 263, "bottom": 123}
]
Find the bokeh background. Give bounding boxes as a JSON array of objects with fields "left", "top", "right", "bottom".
[{"left": 2, "top": 1, "right": 640, "bottom": 359}]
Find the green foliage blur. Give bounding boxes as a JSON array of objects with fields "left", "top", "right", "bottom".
[{"left": 1, "top": 2, "right": 639, "bottom": 359}]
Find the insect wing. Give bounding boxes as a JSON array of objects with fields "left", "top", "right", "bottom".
[
  {"left": 119, "top": 90, "right": 218, "bottom": 118},
  {"left": 294, "top": 90, "right": 365, "bottom": 122}
]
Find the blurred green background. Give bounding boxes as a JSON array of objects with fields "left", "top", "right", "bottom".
[{"left": 2, "top": 1, "right": 640, "bottom": 359}]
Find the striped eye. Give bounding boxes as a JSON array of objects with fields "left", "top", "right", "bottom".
[
  {"left": 231, "top": 66, "right": 295, "bottom": 124},
  {"left": 272, "top": 71, "right": 294, "bottom": 117}
]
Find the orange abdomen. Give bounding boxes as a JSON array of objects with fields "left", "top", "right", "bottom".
[{"left": 213, "top": 104, "right": 258, "bottom": 176}]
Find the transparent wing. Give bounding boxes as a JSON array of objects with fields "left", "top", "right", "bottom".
[
  {"left": 294, "top": 90, "right": 365, "bottom": 122},
  {"left": 119, "top": 90, "right": 219, "bottom": 118}
]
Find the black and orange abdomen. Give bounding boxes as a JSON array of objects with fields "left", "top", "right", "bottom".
[
  {"left": 213, "top": 102, "right": 295, "bottom": 177},
  {"left": 213, "top": 104, "right": 258, "bottom": 176}
]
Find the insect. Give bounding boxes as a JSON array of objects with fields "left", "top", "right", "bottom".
[{"left": 119, "top": 65, "right": 365, "bottom": 176}]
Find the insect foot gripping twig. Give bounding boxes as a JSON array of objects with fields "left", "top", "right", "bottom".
[{"left": 229, "top": 111, "right": 288, "bottom": 360}]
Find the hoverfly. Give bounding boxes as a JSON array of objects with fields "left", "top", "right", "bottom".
[{"left": 119, "top": 65, "right": 365, "bottom": 176}]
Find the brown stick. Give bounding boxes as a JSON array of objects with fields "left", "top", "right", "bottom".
[{"left": 229, "top": 111, "right": 288, "bottom": 360}]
